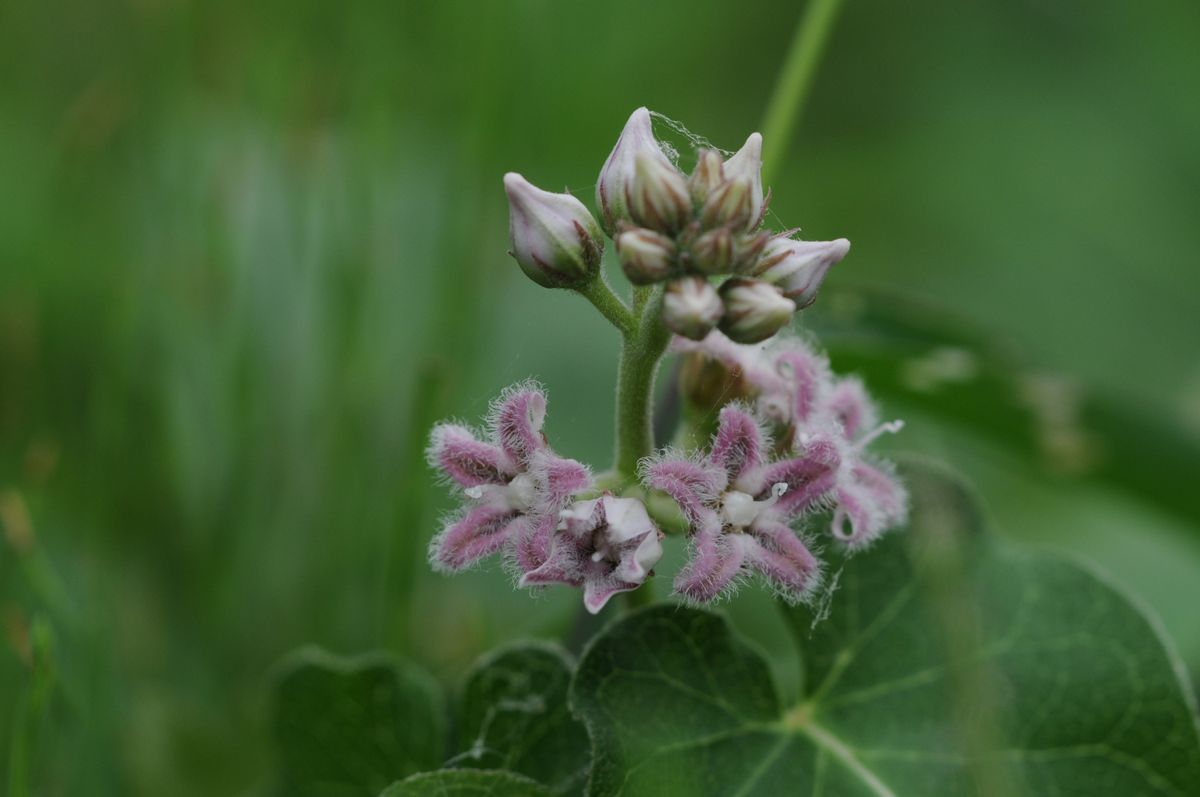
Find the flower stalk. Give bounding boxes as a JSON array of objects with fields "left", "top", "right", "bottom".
[{"left": 613, "top": 285, "right": 672, "bottom": 480}]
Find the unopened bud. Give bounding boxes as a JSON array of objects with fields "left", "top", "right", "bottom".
[
  {"left": 699, "top": 177, "right": 754, "bottom": 232},
  {"left": 753, "top": 237, "right": 849, "bottom": 308},
  {"left": 629, "top": 152, "right": 691, "bottom": 234},
  {"left": 663, "top": 276, "right": 723, "bottom": 341},
  {"left": 596, "top": 107, "right": 674, "bottom": 236},
  {"left": 732, "top": 231, "right": 771, "bottom": 273},
  {"left": 504, "top": 173, "right": 604, "bottom": 288},
  {"left": 616, "top": 228, "right": 676, "bottom": 285},
  {"left": 721, "top": 133, "right": 764, "bottom": 229},
  {"left": 691, "top": 227, "right": 734, "bottom": 274},
  {"left": 689, "top": 149, "right": 724, "bottom": 206},
  {"left": 718, "top": 278, "right": 795, "bottom": 343}
]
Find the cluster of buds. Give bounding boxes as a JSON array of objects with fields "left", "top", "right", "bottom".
[{"left": 504, "top": 107, "right": 850, "bottom": 345}]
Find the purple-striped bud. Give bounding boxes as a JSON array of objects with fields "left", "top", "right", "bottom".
[
  {"left": 616, "top": 228, "right": 676, "bottom": 285},
  {"left": 595, "top": 107, "right": 675, "bottom": 236},
  {"left": 754, "top": 237, "right": 849, "bottom": 308},
  {"left": 700, "top": 177, "right": 754, "bottom": 232},
  {"left": 664, "top": 276, "right": 724, "bottom": 341},
  {"left": 721, "top": 133, "right": 764, "bottom": 229},
  {"left": 504, "top": 173, "right": 603, "bottom": 289},
  {"left": 689, "top": 149, "right": 724, "bottom": 205},
  {"left": 691, "top": 227, "right": 734, "bottom": 274},
  {"left": 629, "top": 152, "right": 691, "bottom": 234},
  {"left": 718, "top": 278, "right": 795, "bottom": 343}
]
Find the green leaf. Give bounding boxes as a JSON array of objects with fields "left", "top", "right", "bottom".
[
  {"left": 271, "top": 649, "right": 444, "bottom": 797},
  {"left": 454, "top": 642, "right": 589, "bottom": 794},
  {"left": 570, "top": 464, "right": 1200, "bottom": 796},
  {"left": 379, "top": 769, "right": 552, "bottom": 797}
]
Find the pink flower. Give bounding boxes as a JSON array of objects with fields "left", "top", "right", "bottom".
[
  {"left": 777, "top": 346, "right": 909, "bottom": 549},
  {"left": 519, "top": 495, "right": 664, "bottom": 614},
  {"left": 426, "top": 382, "right": 590, "bottom": 573},
  {"left": 642, "top": 404, "right": 840, "bottom": 604}
]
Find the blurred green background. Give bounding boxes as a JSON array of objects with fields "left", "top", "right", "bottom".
[{"left": 2, "top": 0, "right": 1198, "bottom": 794}]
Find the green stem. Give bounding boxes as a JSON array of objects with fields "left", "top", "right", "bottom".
[
  {"left": 759, "top": 0, "right": 847, "bottom": 185},
  {"left": 613, "top": 285, "right": 672, "bottom": 479},
  {"left": 576, "top": 276, "right": 633, "bottom": 334}
]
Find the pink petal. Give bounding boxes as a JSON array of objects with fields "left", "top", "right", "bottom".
[
  {"left": 583, "top": 577, "right": 640, "bottom": 614},
  {"left": 530, "top": 450, "right": 591, "bottom": 505},
  {"left": 490, "top": 383, "right": 548, "bottom": 468},
  {"left": 710, "top": 405, "right": 767, "bottom": 482},
  {"left": 832, "top": 463, "right": 908, "bottom": 548},
  {"left": 642, "top": 456, "right": 727, "bottom": 522},
  {"left": 825, "top": 377, "right": 878, "bottom": 441},
  {"left": 512, "top": 512, "right": 557, "bottom": 573},
  {"left": 772, "top": 343, "right": 830, "bottom": 427},
  {"left": 759, "top": 437, "right": 841, "bottom": 518},
  {"left": 745, "top": 521, "right": 821, "bottom": 602},
  {"left": 854, "top": 462, "right": 908, "bottom": 524},
  {"left": 673, "top": 521, "right": 745, "bottom": 603},
  {"left": 429, "top": 505, "right": 521, "bottom": 572},
  {"left": 427, "top": 424, "right": 513, "bottom": 488}
]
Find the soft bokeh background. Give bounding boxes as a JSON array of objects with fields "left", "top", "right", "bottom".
[{"left": 2, "top": 0, "right": 1198, "bottom": 794}]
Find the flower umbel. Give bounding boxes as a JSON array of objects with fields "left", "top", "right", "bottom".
[
  {"left": 427, "top": 383, "right": 590, "bottom": 572},
  {"left": 643, "top": 404, "right": 840, "bottom": 604}
]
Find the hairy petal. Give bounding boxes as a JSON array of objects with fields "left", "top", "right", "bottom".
[
  {"left": 744, "top": 521, "right": 821, "bottom": 603},
  {"left": 772, "top": 342, "right": 831, "bottom": 428},
  {"left": 427, "top": 424, "right": 513, "bottom": 488},
  {"left": 759, "top": 437, "right": 841, "bottom": 518},
  {"left": 490, "top": 383, "right": 548, "bottom": 467},
  {"left": 642, "top": 455, "right": 727, "bottom": 523},
  {"left": 825, "top": 377, "right": 878, "bottom": 441},
  {"left": 512, "top": 512, "right": 557, "bottom": 574},
  {"left": 429, "top": 505, "right": 521, "bottom": 572},
  {"left": 710, "top": 404, "right": 767, "bottom": 483},
  {"left": 529, "top": 450, "right": 591, "bottom": 507},
  {"left": 673, "top": 518, "right": 745, "bottom": 603},
  {"left": 832, "top": 463, "right": 909, "bottom": 548}
]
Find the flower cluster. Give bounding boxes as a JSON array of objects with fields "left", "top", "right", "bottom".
[
  {"left": 504, "top": 108, "right": 850, "bottom": 343},
  {"left": 427, "top": 383, "right": 665, "bottom": 614},
  {"left": 427, "top": 108, "right": 906, "bottom": 615}
]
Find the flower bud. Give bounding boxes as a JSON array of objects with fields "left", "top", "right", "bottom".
[
  {"left": 718, "top": 278, "right": 795, "bottom": 343},
  {"left": 595, "top": 107, "right": 675, "bottom": 236},
  {"left": 699, "top": 177, "right": 754, "bottom": 232},
  {"left": 629, "top": 152, "right": 691, "bottom": 234},
  {"left": 663, "top": 276, "right": 723, "bottom": 341},
  {"left": 689, "top": 149, "right": 724, "bottom": 205},
  {"left": 732, "top": 231, "right": 771, "bottom": 273},
  {"left": 616, "top": 228, "right": 676, "bottom": 285},
  {"left": 690, "top": 227, "right": 734, "bottom": 274},
  {"left": 504, "top": 173, "right": 604, "bottom": 289},
  {"left": 721, "top": 133, "right": 764, "bottom": 229},
  {"left": 753, "top": 237, "right": 849, "bottom": 308}
]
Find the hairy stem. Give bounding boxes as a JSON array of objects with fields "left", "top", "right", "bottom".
[
  {"left": 614, "top": 285, "right": 672, "bottom": 480},
  {"left": 576, "top": 275, "right": 633, "bottom": 334},
  {"left": 760, "top": 0, "right": 846, "bottom": 184}
]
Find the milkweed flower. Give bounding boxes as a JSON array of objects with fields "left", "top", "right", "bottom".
[
  {"left": 642, "top": 404, "right": 840, "bottom": 604},
  {"left": 519, "top": 495, "right": 663, "bottom": 614},
  {"left": 777, "top": 347, "right": 909, "bottom": 548},
  {"left": 426, "top": 382, "right": 590, "bottom": 572}
]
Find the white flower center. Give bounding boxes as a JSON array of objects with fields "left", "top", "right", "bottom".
[
  {"left": 463, "top": 472, "right": 537, "bottom": 512},
  {"left": 721, "top": 483, "right": 789, "bottom": 530}
]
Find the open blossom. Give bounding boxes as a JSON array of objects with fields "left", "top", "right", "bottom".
[
  {"left": 671, "top": 331, "right": 909, "bottom": 549},
  {"left": 426, "top": 382, "right": 590, "bottom": 572},
  {"left": 520, "top": 495, "right": 663, "bottom": 614},
  {"left": 643, "top": 404, "right": 840, "bottom": 604},
  {"left": 774, "top": 342, "right": 909, "bottom": 549}
]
